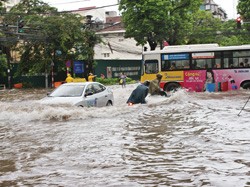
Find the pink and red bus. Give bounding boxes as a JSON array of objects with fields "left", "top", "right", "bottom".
[{"left": 140, "top": 44, "right": 250, "bottom": 92}]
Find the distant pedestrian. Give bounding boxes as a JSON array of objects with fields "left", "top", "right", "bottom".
[
  {"left": 88, "top": 73, "right": 96, "bottom": 82},
  {"left": 65, "top": 74, "right": 74, "bottom": 83},
  {"left": 100, "top": 73, "right": 105, "bottom": 79},
  {"left": 119, "top": 72, "right": 127, "bottom": 88}
]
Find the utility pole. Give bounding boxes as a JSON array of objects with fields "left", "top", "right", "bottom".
[
  {"left": 45, "top": 67, "right": 48, "bottom": 89},
  {"left": 51, "top": 60, "right": 54, "bottom": 88},
  {"left": 5, "top": 47, "right": 12, "bottom": 89}
]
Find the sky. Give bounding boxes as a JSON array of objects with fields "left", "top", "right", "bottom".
[
  {"left": 42, "top": 0, "right": 238, "bottom": 19},
  {"left": 43, "top": 0, "right": 119, "bottom": 12},
  {"left": 214, "top": 0, "right": 239, "bottom": 19}
]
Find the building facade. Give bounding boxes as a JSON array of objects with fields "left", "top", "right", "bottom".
[{"left": 200, "top": 0, "right": 227, "bottom": 21}]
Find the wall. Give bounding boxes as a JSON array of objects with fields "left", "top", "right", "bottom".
[
  {"left": 95, "top": 59, "right": 142, "bottom": 80},
  {"left": 0, "top": 59, "right": 142, "bottom": 88}
]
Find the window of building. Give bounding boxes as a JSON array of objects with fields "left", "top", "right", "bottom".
[
  {"left": 205, "top": 4, "right": 211, "bottom": 10},
  {"left": 103, "top": 53, "right": 110, "bottom": 58}
]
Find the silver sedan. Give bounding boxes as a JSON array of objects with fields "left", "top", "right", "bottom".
[{"left": 40, "top": 82, "right": 114, "bottom": 107}]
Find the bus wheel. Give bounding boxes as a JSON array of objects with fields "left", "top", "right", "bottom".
[
  {"left": 242, "top": 82, "right": 250, "bottom": 89},
  {"left": 164, "top": 83, "right": 180, "bottom": 92}
]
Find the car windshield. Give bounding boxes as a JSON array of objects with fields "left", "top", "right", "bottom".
[{"left": 50, "top": 85, "right": 85, "bottom": 97}]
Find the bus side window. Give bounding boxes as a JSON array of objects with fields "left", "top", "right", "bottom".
[
  {"left": 169, "top": 60, "right": 189, "bottom": 70},
  {"left": 192, "top": 60, "right": 198, "bottom": 69},
  {"left": 183, "top": 60, "right": 190, "bottom": 69},
  {"left": 244, "top": 59, "right": 250, "bottom": 67},
  {"left": 203, "top": 59, "right": 213, "bottom": 69},
  {"left": 195, "top": 59, "right": 204, "bottom": 69},
  {"left": 214, "top": 59, "right": 221, "bottom": 68},
  {"left": 233, "top": 58, "right": 239, "bottom": 67},
  {"left": 161, "top": 60, "right": 169, "bottom": 71},
  {"left": 223, "top": 58, "right": 229, "bottom": 68},
  {"left": 170, "top": 62, "right": 176, "bottom": 70},
  {"left": 226, "top": 58, "right": 238, "bottom": 68}
]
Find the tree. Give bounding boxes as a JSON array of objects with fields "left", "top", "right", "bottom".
[
  {"left": 237, "top": 0, "right": 250, "bottom": 31},
  {"left": 4, "top": 0, "right": 59, "bottom": 77},
  {"left": 2, "top": 0, "right": 100, "bottom": 79},
  {"left": 0, "top": 1, "right": 8, "bottom": 75},
  {"left": 219, "top": 19, "right": 250, "bottom": 46},
  {"left": 0, "top": 51, "right": 7, "bottom": 77},
  {"left": 119, "top": 0, "right": 202, "bottom": 50},
  {"left": 237, "top": 0, "right": 250, "bottom": 20},
  {"left": 187, "top": 10, "right": 223, "bottom": 44}
]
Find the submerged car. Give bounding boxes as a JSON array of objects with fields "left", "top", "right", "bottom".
[{"left": 40, "top": 82, "right": 114, "bottom": 107}]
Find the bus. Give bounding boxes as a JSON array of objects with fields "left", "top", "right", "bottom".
[{"left": 141, "top": 44, "right": 250, "bottom": 92}]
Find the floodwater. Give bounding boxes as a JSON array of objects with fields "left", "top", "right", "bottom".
[{"left": 0, "top": 84, "right": 250, "bottom": 187}]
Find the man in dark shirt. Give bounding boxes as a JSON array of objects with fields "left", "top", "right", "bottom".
[{"left": 127, "top": 81, "right": 150, "bottom": 105}]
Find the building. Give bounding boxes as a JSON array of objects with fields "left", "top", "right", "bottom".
[
  {"left": 70, "top": 7, "right": 144, "bottom": 79},
  {"left": 93, "top": 18, "right": 143, "bottom": 79},
  {"left": 201, "top": 0, "right": 227, "bottom": 21},
  {"left": 2, "top": 0, "right": 20, "bottom": 11}
]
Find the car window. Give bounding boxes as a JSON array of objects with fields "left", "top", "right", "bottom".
[
  {"left": 92, "top": 83, "right": 105, "bottom": 93},
  {"left": 50, "top": 85, "right": 85, "bottom": 97},
  {"left": 86, "top": 85, "right": 96, "bottom": 95}
]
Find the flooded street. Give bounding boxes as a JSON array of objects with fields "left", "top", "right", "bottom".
[{"left": 0, "top": 85, "right": 250, "bottom": 186}]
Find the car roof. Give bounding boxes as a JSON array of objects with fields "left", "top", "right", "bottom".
[{"left": 62, "top": 82, "right": 101, "bottom": 86}]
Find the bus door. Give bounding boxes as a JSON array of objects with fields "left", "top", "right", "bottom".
[{"left": 141, "top": 53, "right": 161, "bottom": 82}]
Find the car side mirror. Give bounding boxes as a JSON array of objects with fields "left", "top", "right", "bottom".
[{"left": 47, "top": 92, "right": 51, "bottom": 96}]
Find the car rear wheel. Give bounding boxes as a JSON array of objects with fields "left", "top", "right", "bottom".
[{"left": 106, "top": 100, "right": 113, "bottom": 106}]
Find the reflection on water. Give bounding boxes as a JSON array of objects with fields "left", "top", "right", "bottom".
[{"left": 0, "top": 88, "right": 250, "bottom": 186}]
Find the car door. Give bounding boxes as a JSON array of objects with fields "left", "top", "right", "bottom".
[
  {"left": 84, "top": 85, "right": 98, "bottom": 107},
  {"left": 91, "top": 83, "right": 108, "bottom": 107}
]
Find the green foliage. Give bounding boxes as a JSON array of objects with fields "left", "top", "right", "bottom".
[
  {"left": 0, "top": 53, "right": 7, "bottom": 76},
  {"left": 188, "top": 10, "right": 223, "bottom": 44},
  {"left": 219, "top": 19, "right": 250, "bottom": 45},
  {"left": 119, "top": 0, "right": 203, "bottom": 50},
  {"left": 237, "top": 0, "right": 250, "bottom": 20},
  {"left": 95, "top": 77, "right": 134, "bottom": 85},
  {"left": 237, "top": 0, "right": 250, "bottom": 31},
  {"left": 119, "top": 0, "right": 250, "bottom": 48},
  {"left": 95, "top": 77, "right": 119, "bottom": 85},
  {"left": 219, "top": 35, "right": 242, "bottom": 46}
]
